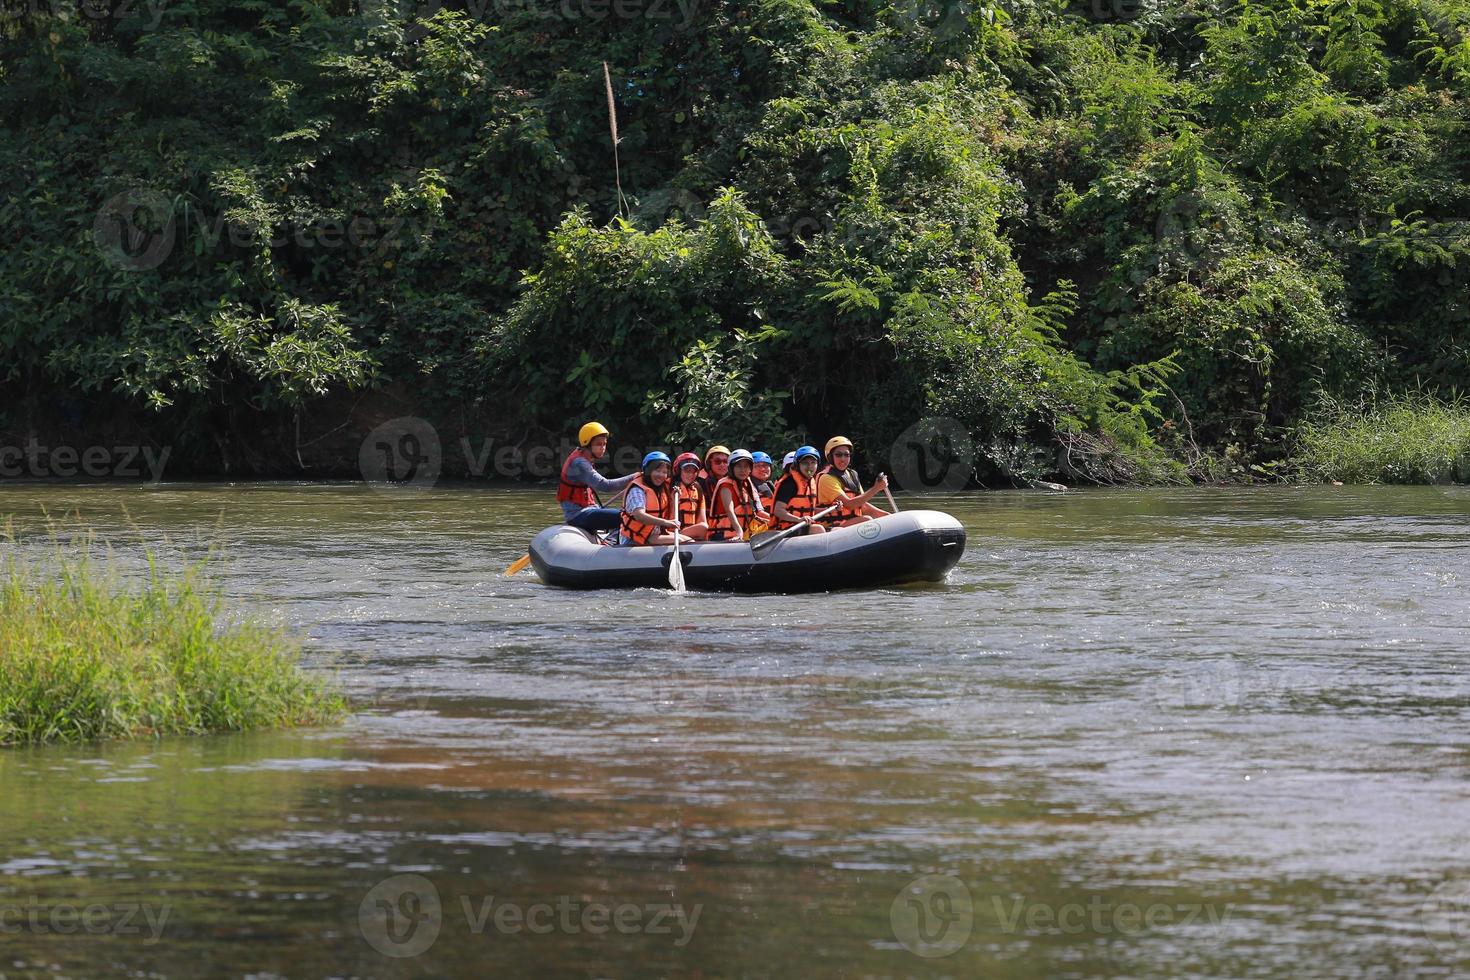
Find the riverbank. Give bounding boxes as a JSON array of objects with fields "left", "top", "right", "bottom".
[{"left": 0, "top": 533, "right": 345, "bottom": 746}]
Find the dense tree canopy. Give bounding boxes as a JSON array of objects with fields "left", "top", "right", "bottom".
[{"left": 3, "top": 0, "right": 1468, "bottom": 482}]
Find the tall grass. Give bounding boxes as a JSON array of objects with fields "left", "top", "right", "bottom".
[
  {"left": 1, "top": 531, "right": 346, "bottom": 746},
  {"left": 1294, "top": 394, "right": 1470, "bottom": 484}
]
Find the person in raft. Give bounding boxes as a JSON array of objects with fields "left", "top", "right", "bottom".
[
  {"left": 708, "top": 449, "right": 772, "bottom": 541},
  {"left": 619, "top": 452, "right": 680, "bottom": 546},
  {"left": 816, "top": 435, "right": 890, "bottom": 526},
  {"left": 698, "top": 445, "right": 730, "bottom": 501},
  {"left": 771, "top": 444, "right": 827, "bottom": 537},
  {"left": 750, "top": 451, "right": 776, "bottom": 516},
  {"left": 672, "top": 452, "right": 711, "bottom": 540},
  {"left": 558, "top": 421, "right": 638, "bottom": 532}
]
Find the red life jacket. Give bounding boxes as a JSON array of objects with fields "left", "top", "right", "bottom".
[
  {"left": 774, "top": 470, "right": 818, "bottom": 529},
  {"left": 556, "top": 449, "right": 598, "bottom": 509},
  {"left": 619, "top": 475, "right": 675, "bottom": 545},
  {"left": 708, "top": 475, "right": 759, "bottom": 540}
]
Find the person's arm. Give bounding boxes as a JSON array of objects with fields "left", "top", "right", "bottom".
[
  {"left": 630, "top": 507, "right": 677, "bottom": 531},
  {"left": 567, "top": 457, "right": 636, "bottom": 496},
  {"left": 718, "top": 485, "right": 742, "bottom": 538}
]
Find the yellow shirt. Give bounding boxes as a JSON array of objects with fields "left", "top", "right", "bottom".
[{"left": 817, "top": 473, "right": 850, "bottom": 508}]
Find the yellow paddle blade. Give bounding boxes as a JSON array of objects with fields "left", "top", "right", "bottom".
[{"left": 505, "top": 553, "right": 532, "bottom": 576}]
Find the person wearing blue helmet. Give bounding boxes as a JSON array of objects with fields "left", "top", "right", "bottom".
[
  {"left": 619, "top": 451, "right": 679, "bottom": 546},
  {"left": 750, "top": 451, "right": 775, "bottom": 515},
  {"left": 771, "top": 445, "right": 827, "bottom": 536}
]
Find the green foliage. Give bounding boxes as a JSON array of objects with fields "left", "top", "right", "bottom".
[
  {"left": 0, "top": 531, "right": 345, "bottom": 745},
  {"left": 5, "top": 0, "right": 1470, "bottom": 483},
  {"left": 644, "top": 328, "right": 797, "bottom": 450},
  {"left": 1294, "top": 393, "right": 1470, "bottom": 483}
]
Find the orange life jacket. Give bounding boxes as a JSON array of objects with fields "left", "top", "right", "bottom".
[
  {"left": 708, "top": 475, "right": 759, "bottom": 540},
  {"left": 817, "top": 464, "right": 864, "bottom": 524},
  {"left": 556, "top": 449, "right": 597, "bottom": 509},
  {"left": 774, "top": 470, "right": 818, "bottom": 529},
  {"left": 619, "top": 475, "right": 675, "bottom": 545},
  {"left": 675, "top": 479, "right": 705, "bottom": 527}
]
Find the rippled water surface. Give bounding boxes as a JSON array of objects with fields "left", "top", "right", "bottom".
[{"left": 1, "top": 483, "right": 1468, "bottom": 977}]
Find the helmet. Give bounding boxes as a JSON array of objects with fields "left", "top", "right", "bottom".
[
  {"left": 641, "top": 451, "right": 671, "bottom": 472},
  {"left": 824, "top": 435, "right": 854, "bottom": 458},
  {"left": 751, "top": 451, "right": 773, "bottom": 466},
  {"left": 674, "top": 452, "right": 701, "bottom": 471},
  {"left": 781, "top": 451, "right": 796, "bottom": 469},
  {"left": 578, "top": 421, "right": 610, "bottom": 446},
  {"left": 794, "top": 445, "right": 821, "bottom": 464},
  {"left": 728, "top": 449, "right": 754, "bottom": 467},
  {"left": 704, "top": 444, "right": 731, "bottom": 463}
]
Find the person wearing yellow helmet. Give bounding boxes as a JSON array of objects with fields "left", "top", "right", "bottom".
[
  {"left": 558, "top": 421, "right": 637, "bottom": 532},
  {"left": 697, "top": 445, "right": 731, "bottom": 501},
  {"left": 816, "top": 435, "right": 889, "bottom": 526}
]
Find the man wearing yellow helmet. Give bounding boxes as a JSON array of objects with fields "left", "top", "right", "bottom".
[
  {"left": 558, "top": 421, "right": 637, "bottom": 531},
  {"left": 816, "top": 435, "right": 889, "bottom": 526}
]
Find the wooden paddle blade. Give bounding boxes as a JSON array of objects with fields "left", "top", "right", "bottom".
[{"left": 505, "top": 553, "right": 532, "bottom": 576}]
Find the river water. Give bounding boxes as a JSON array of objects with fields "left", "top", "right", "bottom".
[{"left": 1, "top": 483, "right": 1467, "bottom": 977}]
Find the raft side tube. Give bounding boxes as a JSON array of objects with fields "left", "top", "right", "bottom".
[{"left": 527, "top": 510, "right": 965, "bottom": 593}]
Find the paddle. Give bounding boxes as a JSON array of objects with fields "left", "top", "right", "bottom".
[
  {"left": 505, "top": 482, "right": 634, "bottom": 576},
  {"left": 882, "top": 479, "right": 899, "bottom": 514},
  {"left": 668, "top": 486, "right": 686, "bottom": 592},
  {"left": 750, "top": 502, "right": 842, "bottom": 554}
]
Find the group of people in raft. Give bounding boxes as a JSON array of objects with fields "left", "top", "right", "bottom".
[{"left": 557, "top": 422, "right": 891, "bottom": 546}]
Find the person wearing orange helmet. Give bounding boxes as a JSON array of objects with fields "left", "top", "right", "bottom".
[
  {"left": 816, "top": 435, "right": 889, "bottom": 526},
  {"left": 558, "top": 421, "right": 637, "bottom": 532}
]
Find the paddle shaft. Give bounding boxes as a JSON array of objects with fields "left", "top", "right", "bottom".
[
  {"left": 751, "top": 502, "right": 843, "bottom": 553},
  {"left": 669, "top": 486, "right": 685, "bottom": 590}
]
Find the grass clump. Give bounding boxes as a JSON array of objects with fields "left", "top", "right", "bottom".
[
  {"left": 0, "top": 534, "right": 346, "bottom": 746},
  {"left": 1294, "top": 395, "right": 1470, "bottom": 485}
]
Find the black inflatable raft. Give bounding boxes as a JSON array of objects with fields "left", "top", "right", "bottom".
[{"left": 528, "top": 510, "right": 965, "bottom": 593}]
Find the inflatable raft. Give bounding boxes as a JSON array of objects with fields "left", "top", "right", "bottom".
[{"left": 528, "top": 510, "right": 965, "bottom": 593}]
